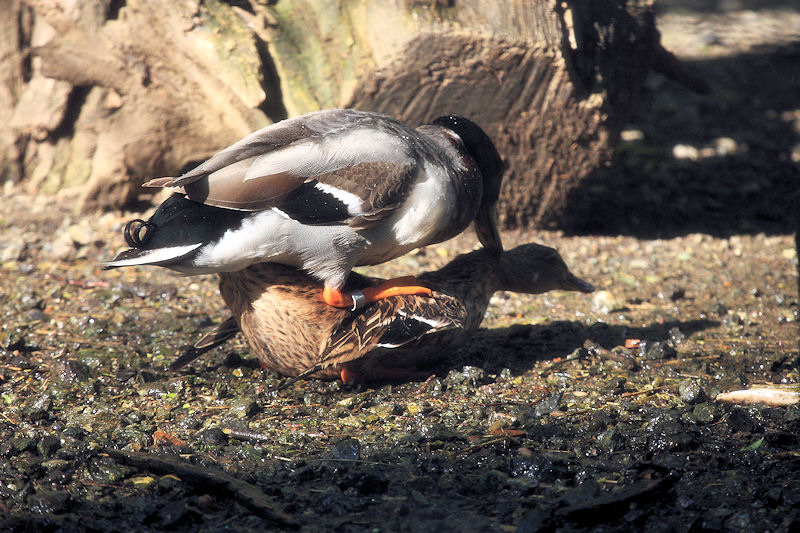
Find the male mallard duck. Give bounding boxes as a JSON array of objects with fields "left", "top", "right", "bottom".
[
  {"left": 103, "top": 109, "right": 504, "bottom": 309},
  {"left": 173, "top": 243, "right": 594, "bottom": 384}
]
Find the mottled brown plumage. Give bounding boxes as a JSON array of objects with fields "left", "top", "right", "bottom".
[{"left": 203, "top": 243, "right": 594, "bottom": 382}]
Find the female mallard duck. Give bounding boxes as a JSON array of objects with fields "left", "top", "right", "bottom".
[
  {"left": 173, "top": 243, "right": 594, "bottom": 384},
  {"left": 103, "top": 109, "right": 504, "bottom": 309}
]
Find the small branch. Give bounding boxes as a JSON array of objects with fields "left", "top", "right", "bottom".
[
  {"left": 555, "top": 475, "right": 678, "bottom": 523},
  {"left": 221, "top": 427, "right": 274, "bottom": 443},
  {"left": 716, "top": 388, "right": 800, "bottom": 407},
  {"left": 105, "top": 449, "right": 298, "bottom": 528},
  {"left": 583, "top": 339, "right": 637, "bottom": 369},
  {"left": 618, "top": 385, "right": 673, "bottom": 399},
  {"left": 454, "top": 435, "right": 518, "bottom": 457}
]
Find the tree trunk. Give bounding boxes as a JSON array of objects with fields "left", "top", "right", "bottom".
[
  {"left": 4, "top": 0, "right": 282, "bottom": 208},
  {"left": 1, "top": 0, "right": 692, "bottom": 228}
]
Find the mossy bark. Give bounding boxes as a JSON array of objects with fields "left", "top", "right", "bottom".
[{"left": 4, "top": 0, "right": 279, "bottom": 209}]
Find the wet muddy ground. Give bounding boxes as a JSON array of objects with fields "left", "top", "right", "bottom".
[
  {"left": 2, "top": 3, "right": 800, "bottom": 532},
  {"left": 1, "top": 205, "right": 798, "bottom": 531}
]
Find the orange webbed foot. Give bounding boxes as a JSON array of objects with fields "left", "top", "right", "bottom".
[
  {"left": 322, "top": 277, "right": 433, "bottom": 310},
  {"left": 340, "top": 366, "right": 359, "bottom": 384}
]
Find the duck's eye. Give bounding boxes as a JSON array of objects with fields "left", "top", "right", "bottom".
[{"left": 124, "top": 219, "right": 156, "bottom": 247}]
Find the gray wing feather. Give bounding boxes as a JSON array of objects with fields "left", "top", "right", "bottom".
[
  {"left": 171, "top": 110, "right": 412, "bottom": 186},
  {"left": 150, "top": 110, "right": 426, "bottom": 219}
]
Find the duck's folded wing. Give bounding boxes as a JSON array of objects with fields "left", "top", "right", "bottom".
[
  {"left": 146, "top": 110, "right": 420, "bottom": 224},
  {"left": 275, "top": 161, "right": 417, "bottom": 226},
  {"left": 150, "top": 109, "right": 367, "bottom": 188},
  {"left": 374, "top": 294, "right": 466, "bottom": 349},
  {"left": 318, "top": 293, "right": 467, "bottom": 369}
]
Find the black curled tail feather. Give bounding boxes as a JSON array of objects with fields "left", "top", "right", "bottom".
[{"left": 124, "top": 219, "right": 157, "bottom": 248}]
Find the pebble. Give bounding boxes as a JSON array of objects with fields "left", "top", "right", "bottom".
[
  {"left": 668, "top": 327, "right": 685, "bottom": 345},
  {"left": 596, "top": 427, "right": 623, "bottom": 452},
  {"left": 693, "top": 403, "right": 717, "bottom": 424},
  {"left": 713, "top": 137, "right": 738, "bottom": 155},
  {"left": 67, "top": 222, "right": 93, "bottom": 246},
  {"left": 444, "top": 366, "right": 486, "bottom": 390},
  {"left": 0, "top": 236, "right": 25, "bottom": 262},
  {"left": 89, "top": 461, "right": 132, "bottom": 483},
  {"left": 697, "top": 29, "right": 721, "bottom": 47},
  {"left": 487, "top": 412, "right": 517, "bottom": 432},
  {"left": 28, "top": 490, "right": 72, "bottom": 514},
  {"left": 197, "top": 494, "right": 215, "bottom": 509},
  {"left": 423, "top": 377, "right": 443, "bottom": 395},
  {"left": 62, "top": 426, "right": 87, "bottom": 440},
  {"left": 28, "top": 396, "right": 52, "bottom": 422},
  {"left": 670, "top": 288, "right": 686, "bottom": 301},
  {"left": 417, "top": 422, "right": 461, "bottom": 442},
  {"left": 592, "top": 290, "right": 624, "bottom": 314},
  {"left": 49, "top": 359, "right": 91, "bottom": 385},
  {"left": 230, "top": 396, "right": 259, "bottom": 418},
  {"left": 326, "top": 437, "right": 360, "bottom": 461},
  {"left": 678, "top": 379, "right": 705, "bottom": 404},
  {"left": 337, "top": 396, "right": 358, "bottom": 408},
  {"left": 673, "top": 144, "right": 699, "bottom": 160},
  {"left": 516, "top": 509, "right": 553, "bottom": 533},
  {"left": 647, "top": 419, "right": 695, "bottom": 452},
  {"left": 9, "top": 436, "right": 34, "bottom": 455},
  {"left": 725, "top": 407, "right": 757, "bottom": 433},
  {"left": 638, "top": 341, "right": 677, "bottom": 360},
  {"left": 49, "top": 232, "right": 77, "bottom": 261},
  {"left": 37, "top": 434, "right": 61, "bottom": 458},
  {"left": 231, "top": 444, "right": 262, "bottom": 463},
  {"left": 339, "top": 415, "right": 364, "bottom": 428},
  {"left": 535, "top": 392, "right": 562, "bottom": 417},
  {"left": 197, "top": 427, "right": 228, "bottom": 446},
  {"left": 620, "top": 129, "right": 644, "bottom": 142},
  {"left": 41, "top": 459, "right": 71, "bottom": 471},
  {"left": 725, "top": 510, "right": 753, "bottom": 531}
]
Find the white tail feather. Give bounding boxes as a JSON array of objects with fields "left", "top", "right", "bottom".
[{"left": 103, "top": 243, "right": 202, "bottom": 268}]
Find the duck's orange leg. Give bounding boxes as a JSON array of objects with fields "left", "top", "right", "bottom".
[
  {"left": 340, "top": 365, "right": 359, "bottom": 384},
  {"left": 322, "top": 276, "right": 432, "bottom": 310},
  {"left": 340, "top": 363, "right": 430, "bottom": 384}
]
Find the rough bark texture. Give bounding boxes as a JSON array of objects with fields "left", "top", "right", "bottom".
[
  {"left": 1, "top": 0, "right": 682, "bottom": 227},
  {"left": 3, "top": 0, "right": 282, "bottom": 208},
  {"left": 0, "top": 0, "right": 31, "bottom": 187},
  {"left": 259, "top": 0, "right": 662, "bottom": 228},
  {"left": 347, "top": 33, "right": 611, "bottom": 229}
]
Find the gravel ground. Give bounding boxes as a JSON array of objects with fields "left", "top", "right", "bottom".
[{"left": 1, "top": 2, "right": 799, "bottom": 531}]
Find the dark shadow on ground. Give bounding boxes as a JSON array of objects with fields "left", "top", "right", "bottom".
[
  {"left": 559, "top": 43, "right": 800, "bottom": 238},
  {"left": 183, "top": 318, "right": 719, "bottom": 387},
  {"left": 440, "top": 319, "right": 718, "bottom": 377},
  {"left": 655, "top": 0, "right": 799, "bottom": 14}
]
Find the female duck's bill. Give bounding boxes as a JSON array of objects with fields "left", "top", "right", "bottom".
[{"left": 103, "top": 109, "right": 505, "bottom": 309}]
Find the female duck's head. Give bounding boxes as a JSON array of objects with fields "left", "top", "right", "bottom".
[{"left": 498, "top": 243, "right": 595, "bottom": 295}]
